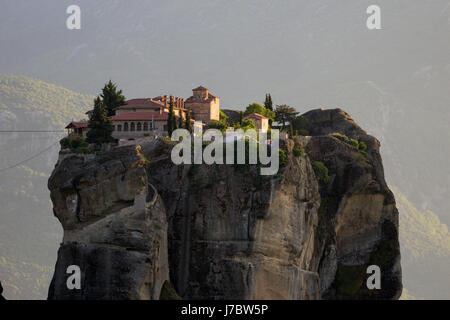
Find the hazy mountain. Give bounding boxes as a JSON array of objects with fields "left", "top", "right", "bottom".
[
  {"left": 0, "top": 0, "right": 449, "bottom": 299},
  {"left": 1, "top": 0, "right": 449, "bottom": 227},
  {"left": 0, "top": 75, "right": 93, "bottom": 299},
  {"left": 0, "top": 76, "right": 448, "bottom": 299},
  {"left": 394, "top": 187, "right": 450, "bottom": 299}
]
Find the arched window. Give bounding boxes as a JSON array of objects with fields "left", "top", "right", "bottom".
[
  {"left": 137, "top": 122, "right": 142, "bottom": 131},
  {"left": 117, "top": 124, "right": 122, "bottom": 132},
  {"left": 124, "top": 122, "right": 129, "bottom": 131},
  {"left": 131, "top": 122, "right": 135, "bottom": 131},
  {"left": 143, "top": 122, "right": 149, "bottom": 131}
]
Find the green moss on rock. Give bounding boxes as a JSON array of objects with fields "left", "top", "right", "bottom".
[{"left": 159, "top": 280, "right": 181, "bottom": 300}]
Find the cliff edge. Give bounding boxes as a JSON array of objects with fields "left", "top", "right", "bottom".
[{"left": 47, "top": 108, "right": 402, "bottom": 300}]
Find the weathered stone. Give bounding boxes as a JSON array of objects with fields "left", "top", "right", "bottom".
[
  {"left": 48, "top": 146, "right": 169, "bottom": 300},
  {"left": 47, "top": 109, "right": 402, "bottom": 300}
]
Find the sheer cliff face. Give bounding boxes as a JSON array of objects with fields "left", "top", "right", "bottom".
[
  {"left": 47, "top": 149, "right": 169, "bottom": 300},
  {"left": 302, "top": 109, "right": 402, "bottom": 299},
  {"left": 47, "top": 109, "right": 401, "bottom": 300}
]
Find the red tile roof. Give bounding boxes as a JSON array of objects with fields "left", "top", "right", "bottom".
[
  {"left": 111, "top": 112, "right": 171, "bottom": 121},
  {"left": 66, "top": 121, "right": 89, "bottom": 129},
  {"left": 117, "top": 99, "right": 165, "bottom": 110},
  {"left": 244, "top": 113, "right": 270, "bottom": 120}
]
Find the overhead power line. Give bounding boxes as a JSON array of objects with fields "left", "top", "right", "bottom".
[
  {"left": 0, "top": 130, "right": 65, "bottom": 133},
  {"left": 0, "top": 141, "right": 60, "bottom": 173}
]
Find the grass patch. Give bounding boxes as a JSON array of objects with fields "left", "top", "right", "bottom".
[{"left": 312, "top": 161, "right": 330, "bottom": 184}]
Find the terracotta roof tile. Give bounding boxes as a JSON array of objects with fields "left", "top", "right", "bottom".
[
  {"left": 66, "top": 121, "right": 88, "bottom": 129},
  {"left": 244, "top": 113, "right": 270, "bottom": 120},
  {"left": 111, "top": 112, "right": 171, "bottom": 121}
]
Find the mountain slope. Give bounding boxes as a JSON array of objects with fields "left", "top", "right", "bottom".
[
  {"left": 394, "top": 187, "right": 450, "bottom": 299},
  {"left": 1, "top": 0, "right": 448, "bottom": 230},
  {"left": 0, "top": 75, "right": 93, "bottom": 299}
]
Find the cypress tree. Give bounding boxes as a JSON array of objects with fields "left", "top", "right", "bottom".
[
  {"left": 265, "top": 94, "right": 273, "bottom": 126},
  {"left": 264, "top": 94, "right": 273, "bottom": 111},
  {"left": 185, "top": 109, "right": 192, "bottom": 132},
  {"left": 167, "top": 96, "right": 175, "bottom": 136},
  {"left": 86, "top": 96, "right": 114, "bottom": 145},
  {"left": 101, "top": 80, "right": 126, "bottom": 117}
]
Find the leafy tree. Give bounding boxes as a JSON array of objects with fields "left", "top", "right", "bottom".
[
  {"left": 275, "top": 104, "right": 298, "bottom": 131},
  {"left": 239, "top": 111, "right": 243, "bottom": 125},
  {"left": 244, "top": 102, "right": 275, "bottom": 121},
  {"left": 101, "top": 80, "right": 126, "bottom": 116},
  {"left": 234, "top": 119, "right": 256, "bottom": 131},
  {"left": 220, "top": 110, "right": 228, "bottom": 122},
  {"left": 264, "top": 94, "right": 273, "bottom": 111},
  {"left": 207, "top": 120, "right": 228, "bottom": 133},
  {"left": 86, "top": 96, "right": 114, "bottom": 145},
  {"left": 185, "top": 110, "right": 192, "bottom": 132},
  {"left": 293, "top": 146, "right": 303, "bottom": 157}
]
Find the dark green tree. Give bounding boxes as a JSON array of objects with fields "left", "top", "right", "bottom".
[
  {"left": 264, "top": 94, "right": 273, "bottom": 126},
  {"left": 264, "top": 94, "right": 273, "bottom": 111},
  {"left": 185, "top": 109, "right": 192, "bottom": 132},
  {"left": 86, "top": 96, "right": 114, "bottom": 145},
  {"left": 239, "top": 111, "right": 243, "bottom": 125},
  {"left": 167, "top": 96, "right": 176, "bottom": 136},
  {"left": 101, "top": 80, "right": 126, "bottom": 116},
  {"left": 275, "top": 104, "right": 298, "bottom": 131},
  {"left": 244, "top": 102, "right": 275, "bottom": 121}
]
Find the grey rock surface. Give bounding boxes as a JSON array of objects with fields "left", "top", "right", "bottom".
[{"left": 47, "top": 109, "right": 401, "bottom": 299}]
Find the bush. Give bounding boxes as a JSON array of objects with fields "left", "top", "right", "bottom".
[
  {"left": 207, "top": 120, "right": 228, "bottom": 133},
  {"left": 69, "top": 136, "right": 88, "bottom": 149},
  {"left": 279, "top": 149, "right": 287, "bottom": 167},
  {"left": 358, "top": 141, "right": 367, "bottom": 152},
  {"left": 330, "top": 132, "right": 350, "bottom": 144},
  {"left": 350, "top": 138, "right": 359, "bottom": 148},
  {"left": 293, "top": 146, "right": 303, "bottom": 158},
  {"left": 312, "top": 161, "right": 330, "bottom": 184},
  {"left": 233, "top": 119, "right": 256, "bottom": 131},
  {"left": 61, "top": 136, "right": 91, "bottom": 154}
]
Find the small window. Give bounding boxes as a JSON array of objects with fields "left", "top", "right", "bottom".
[
  {"left": 117, "top": 125, "right": 122, "bottom": 132},
  {"left": 137, "top": 122, "right": 142, "bottom": 131},
  {"left": 144, "top": 122, "right": 149, "bottom": 131},
  {"left": 124, "top": 122, "right": 129, "bottom": 132},
  {"left": 131, "top": 122, "right": 136, "bottom": 131}
]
